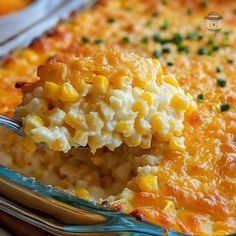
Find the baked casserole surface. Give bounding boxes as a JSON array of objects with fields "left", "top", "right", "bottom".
[{"left": 0, "top": 0, "right": 235, "bottom": 235}]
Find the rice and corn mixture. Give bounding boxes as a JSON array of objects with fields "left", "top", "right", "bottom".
[
  {"left": 0, "top": 0, "right": 236, "bottom": 235},
  {"left": 18, "top": 49, "right": 195, "bottom": 153}
]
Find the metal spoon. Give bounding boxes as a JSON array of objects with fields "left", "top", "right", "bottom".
[{"left": 0, "top": 115, "right": 25, "bottom": 137}]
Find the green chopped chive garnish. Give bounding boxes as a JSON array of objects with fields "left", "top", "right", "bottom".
[
  {"left": 172, "top": 33, "right": 183, "bottom": 44},
  {"left": 152, "top": 32, "right": 161, "bottom": 43},
  {"left": 153, "top": 50, "right": 161, "bottom": 59},
  {"left": 200, "top": 1, "right": 208, "bottom": 8},
  {"left": 160, "top": 20, "right": 169, "bottom": 30},
  {"left": 162, "top": 47, "right": 171, "bottom": 53},
  {"left": 107, "top": 18, "right": 115, "bottom": 23},
  {"left": 161, "top": 0, "right": 168, "bottom": 5},
  {"left": 197, "top": 94, "right": 204, "bottom": 102},
  {"left": 145, "top": 19, "right": 152, "bottom": 26},
  {"left": 81, "top": 36, "right": 90, "bottom": 43},
  {"left": 198, "top": 47, "right": 206, "bottom": 55},
  {"left": 141, "top": 36, "right": 149, "bottom": 44},
  {"left": 123, "top": 36, "right": 131, "bottom": 43},
  {"left": 207, "top": 37, "right": 214, "bottom": 45},
  {"left": 216, "top": 67, "right": 222, "bottom": 73},
  {"left": 187, "top": 8, "right": 193, "bottom": 15},
  {"left": 167, "top": 61, "right": 174, "bottom": 66},
  {"left": 177, "top": 45, "right": 189, "bottom": 53},
  {"left": 94, "top": 39, "right": 103, "bottom": 45},
  {"left": 187, "top": 31, "right": 200, "bottom": 40},
  {"left": 217, "top": 78, "right": 227, "bottom": 87},
  {"left": 224, "top": 30, "right": 231, "bottom": 35},
  {"left": 152, "top": 11, "right": 159, "bottom": 17},
  {"left": 220, "top": 103, "right": 230, "bottom": 112},
  {"left": 227, "top": 59, "right": 234, "bottom": 64},
  {"left": 212, "top": 45, "right": 219, "bottom": 51}
]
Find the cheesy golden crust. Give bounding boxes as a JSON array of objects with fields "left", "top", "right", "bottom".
[{"left": 0, "top": 0, "right": 235, "bottom": 235}]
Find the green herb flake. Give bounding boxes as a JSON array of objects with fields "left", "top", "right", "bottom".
[
  {"left": 161, "top": 0, "right": 168, "bottom": 5},
  {"left": 177, "top": 45, "right": 189, "bottom": 53},
  {"left": 94, "top": 39, "right": 103, "bottom": 45},
  {"left": 187, "top": 8, "right": 193, "bottom": 15},
  {"left": 141, "top": 36, "right": 149, "bottom": 44},
  {"left": 198, "top": 47, "right": 206, "bottom": 55},
  {"left": 200, "top": 1, "right": 208, "bottom": 8},
  {"left": 220, "top": 103, "right": 230, "bottom": 112},
  {"left": 216, "top": 67, "right": 222, "bottom": 73},
  {"left": 145, "top": 19, "right": 152, "bottom": 27},
  {"left": 123, "top": 36, "right": 131, "bottom": 43},
  {"left": 187, "top": 31, "right": 200, "bottom": 41},
  {"left": 107, "top": 18, "right": 115, "bottom": 24},
  {"left": 152, "top": 11, "right": 159, "bottom": 17},
  {"left": 212, "top": 45, "right": 219, "bottom": 51},
  {"left": 172, "top": 33, "right": 183, "bottom": 44},
  {"left": 167, "top": 61, "right": 174, "bottom": 66},
  {"left": 197, "top": 94, "right": 204, "bottom": 102},
  {"left": 217, "top": 78, "right": 227, "bottom": 87},
  {"left": 153, "top": 50, "right": 161, "bottom": 59},
  {"left": 81, "top": 36, "right": 90, "bottom": 43},
  {"left": 160, "top": 20, "right": 169, "bottom": 30},
  {"left": 152, "top": 32, "right": 161, "bottom": 43},
  {"left": 162, "top": 47, "right": 171, "bottom": 54},
  {"left": 227, "top": 59, "right": 234, "bottom": 64}
]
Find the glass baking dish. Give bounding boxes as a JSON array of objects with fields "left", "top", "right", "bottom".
[{"left": 0, "top": 165, "right": 184, "bottom": 236}]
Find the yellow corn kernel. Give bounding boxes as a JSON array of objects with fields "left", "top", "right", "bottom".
[
  {"left": 124, "top": 135, "right": 142, "bottom": 147},
  {"left": 153, "top": 59, "right": 163, "bottom": 83},
  {"left": 170, "top": 94, "right": 190, "bottom": 110},
  {"left": 92, "top": 75, "right": 109, "bottom": 94},
  {"left": 138, "top": 174, "right": 158, "bottom": 192},
  {"left": 169, "top": 136, "right": 185, "bottom": 151},
  {"left": 133, "top": 76, "right": 147, "bottom": 88},
  {"left": 164, "top": 75, "right": 179, "bottom": 87},
  {"left": 134, "top": 118, "right": 149, "bottom": 134},
  {"left": 163, "top": 200, "right": 177, "bottom": 217},
  {"left": 150, "top": 113, "right": 166, "bottom": 132},
  {"left": 65, "top": 111, "right": 80, "bottom": 128},
  {"left": 112, "top": 75, "right": 129, "bottom": 89},
  {"left": 140, "top": 135, "right": 152, "bottom": 149},
  {"left": 174, "top": 130, "right": 182, "bottom": 137},
  {"left": 24, "top": 115, "right": 45, "bottom": 133},
  {"left": 142, "top": 92, "right": 154, "bottom": 105},
  {"left": 73, "top": 130, "right": 88, "bottom": 147},
  {"left": 44, "top": 81, "right": 60, "bottom": 100},
  {"left": 75, "top": 188, "right": 90, "bottom": 200},
  {"left": 132, "top": 100, "right": 148, "bottom": 117},
  {"left": 116, "top": 121, "right": 130, "bottom": 133},
  {"left": 18, "top": 49, "right": 39, "bottom": 64},
  {"left": 21, "top": 136, "right": 37, "bottom": 153},
  {"left": 58, "top": 82, "right": 80, "bottom": 102},
  {"left": 88, "top": 136, "right": 104, "bottom": 152},
  {"left": 185, "top": 100, "right": 197, "bottom": 116},
  {"left": 51, "top": 139, "right": 64, "bottom": 151}
]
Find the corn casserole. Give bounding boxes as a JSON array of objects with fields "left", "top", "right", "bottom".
[
  {"left": 18, "top": 49, "right": 195, "bottom": 153},
  {"left": 0, "top": 0, "right": 235, "bottom": 235}
]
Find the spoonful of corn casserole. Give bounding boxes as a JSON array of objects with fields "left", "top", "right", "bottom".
[{"left": 16, "top": 49, "right": 196, "bottom": 153}]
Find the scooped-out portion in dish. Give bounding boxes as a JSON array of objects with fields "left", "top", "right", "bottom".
[{"left": 17, "top": 49, "right": 195, "bottom": 153}]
